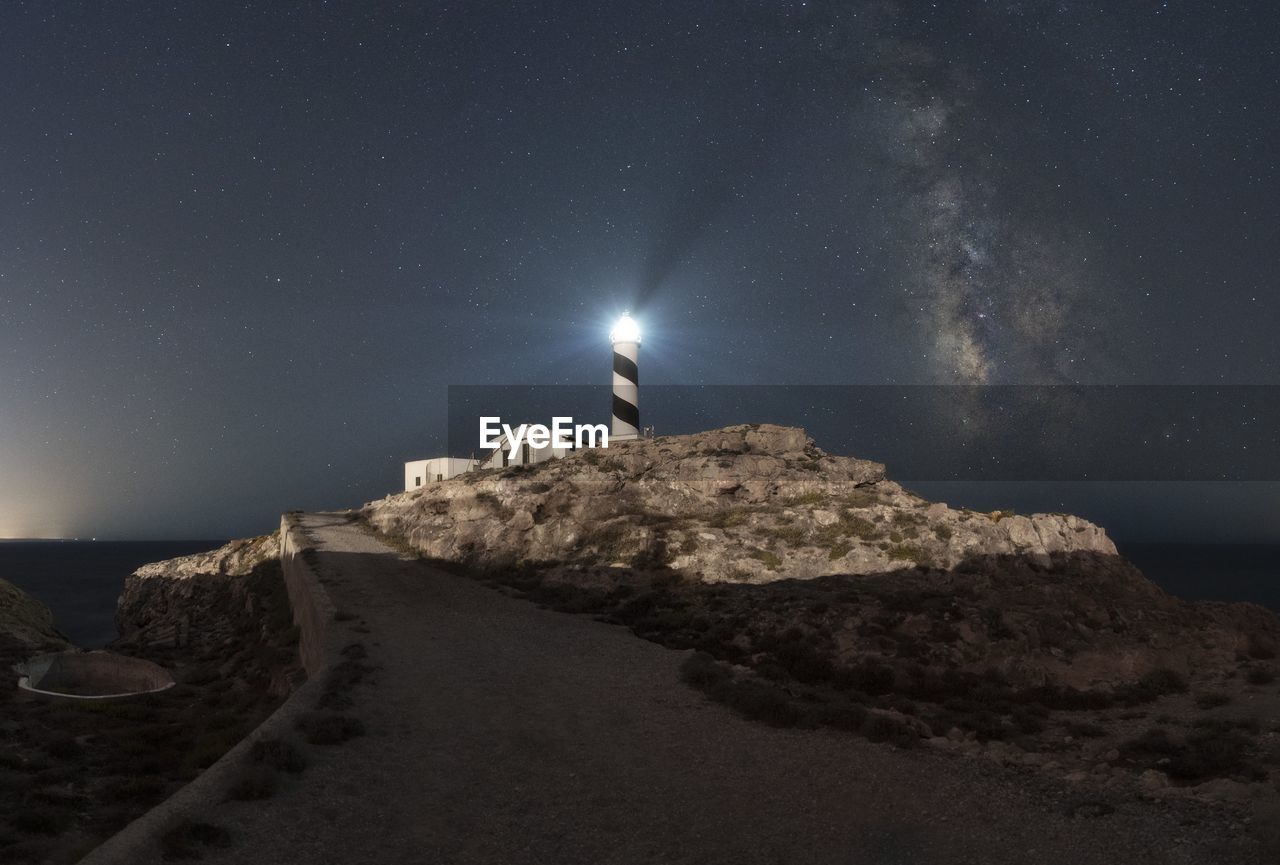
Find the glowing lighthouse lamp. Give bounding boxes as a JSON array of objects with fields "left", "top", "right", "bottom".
[{"left": 610, "top": 313, "right": 641, "bottom": 440}]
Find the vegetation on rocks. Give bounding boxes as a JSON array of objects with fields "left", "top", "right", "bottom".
[
  {"left": 362, "top": 424, "right": 1118, "bottom": 584},
  {"left": 470, "top": 559, "right": 1280, "bottom": 806}
]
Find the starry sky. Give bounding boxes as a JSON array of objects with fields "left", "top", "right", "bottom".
[{"left": 1, "top": 1, "right": 1277, "bottom": 541}]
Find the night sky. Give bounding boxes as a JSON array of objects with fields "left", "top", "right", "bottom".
[{"left": 1, "top": 2, "right": 1277, "bottom": 541}]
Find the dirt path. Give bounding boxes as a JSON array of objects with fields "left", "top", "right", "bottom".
[{"left": 176, "top": 513, "right": 1257, "bottom": 865}]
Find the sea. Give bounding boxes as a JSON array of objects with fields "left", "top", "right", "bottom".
[
  {"left": 0, "top": 540, "right": 1277, "bottom": 648},
  {"left": 0, "top": 540, "right": 226, "bottom": 647}
]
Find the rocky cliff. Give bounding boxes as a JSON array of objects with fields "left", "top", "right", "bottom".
[
  {"left": 114, "top": 533, "right": 301, "bottom": 696},
  {"left": 0, "top": 578, "right": 70, "bottom": 660},
  {"left": 115, "top": 534, "right": 279, "bottom": 651},
  {"left": 363, "top": 424, "right": 1116, "bottom": 582}
]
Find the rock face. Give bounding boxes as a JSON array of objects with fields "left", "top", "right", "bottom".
[
  {"left": 363, "top": 424, "right": 1117, "bottom": 583},
  {"left": 115, "top": 533, "right": 281, "bottom": 653},
  {"left": 0, "top": 578, "right": 70, "bottom": 651}
]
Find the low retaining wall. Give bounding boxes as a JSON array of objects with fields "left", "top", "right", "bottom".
[
  {"left": 279, "top": 513, "right": 337, "bottom": 677},
  {"left": 78, "top": 515, "right": 338, "bottom": 865}
]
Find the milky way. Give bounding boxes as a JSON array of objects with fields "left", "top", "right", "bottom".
[{"left": 862, "top": 19, "right": 1092, "bottom": 385}]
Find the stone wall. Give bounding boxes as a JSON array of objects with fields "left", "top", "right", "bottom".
[
  {"left": 279, "top": 513, "right": 336, "bottom": 676},
  {"left": 79, "top": 516, "right": 338, "bottom": 865}
]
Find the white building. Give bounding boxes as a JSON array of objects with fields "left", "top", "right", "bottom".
[
  {"left": 404, "top": 457, "right": 476, "bottom": 491},
  {"left": 402, "top": 423, "right": 576, "bottom": 492}
]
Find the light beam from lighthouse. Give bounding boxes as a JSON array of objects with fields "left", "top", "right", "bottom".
[{"left": 610, "top": 313, "right": 641, "bottom": 440}]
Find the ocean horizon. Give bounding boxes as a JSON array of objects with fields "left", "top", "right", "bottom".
[
  {"left": 0, "top": 539, "right": 226, "bottom": 647},
  {"left": 1, "top": 539, "right": 1277, "bottom": 649}
]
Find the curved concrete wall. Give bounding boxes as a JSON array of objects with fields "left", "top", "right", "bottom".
[
  {"left": 78, "top": 516, "right": 338, "bottom": 865},
  {"left": 20, "top": 651, "right": 174, "bottom": 698}
]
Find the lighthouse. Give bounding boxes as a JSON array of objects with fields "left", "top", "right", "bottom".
[{"left": 610, "top": 313, "right": 641, "bottom": 440}]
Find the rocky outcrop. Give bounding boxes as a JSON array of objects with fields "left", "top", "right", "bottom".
[
  {"left": 363, "top": 424, "right": 1116, "bottom": 583},
  {"left": 115, "top": 534, "right": 280, "bottom": 651},
  {"left": 0, "top": 577, "right": 70, "bottom": 652},
  {"left": 113, "top": 533, "right": 302, "bottom": 698}
]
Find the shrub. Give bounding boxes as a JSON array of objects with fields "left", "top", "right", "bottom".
[
  {"left": 751, "top": 550, "right": 783, "bottom": 570},
  {"left": 1118, "top": 668, "right": 1188, "bottom": 704},
  {"left": 769, "top": 524, "right": 808, "bottom": 546},
  {"left": 774, "top": 640, "right": 835, "bottom": 684},
  {"left": 1245, "top": 667, "right": 1275, "bottom": 686},
  {"left": 1012, "top": 707, "right": 1046, "bottom": 734},
  {"left": 1195, "top": 692, "right": 1232, "bottom": 710},
  {"left": 843, "top": 489, "right": 879, "bottom": 507},
  {"left": 1246, "top": 633, "right": 1277, "bottom": 660},
  {"left": 827, "top": 542, "right": 851, "bottom": 561},
  {"left": 832, "top": 661, "right": 895, "bottom": 696},
  {"left": 318, "top": 660, "right": 373, "bottom": 710},
  {"left": 1166, "top": 728, "right": 1253, "bottom": 781},
  {"left": 1065, "top": 721, "right": 1107, "bottom": 738},
  {"left": 679, "top": 652, "right": 731, "bottom": 689},
  {"left": 861, "top": 714, "right": 918, "bottom": 748},
  {"left": 841, "top": 515, "right": 879, "bottom": 540},
  {"left": 1121, "top": 727, "right": 1181, "bottom": 758},
  {"left": 706, "top": 510, "right": 749, "bottom": 529},
  {"left": 630, "top": 538, "right": 670, "bottom": 571},
  {"left": 815, "top": 701, "right": 869, "bottom": 731},
  {"left": 707, "top": 679, "right": 807, "bottom": 728},
  {"left": 886, "top": 544, "right": 926, "bottom": 564}
]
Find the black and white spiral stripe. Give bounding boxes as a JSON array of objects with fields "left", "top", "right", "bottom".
[{"left": 611, "top": 346, "right": 639, "bottom": 438}]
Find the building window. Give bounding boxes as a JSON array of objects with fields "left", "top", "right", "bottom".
[
  {"left": 522, "top": 442, "right": 530, "bottom": 464},
  {"left": 436, "top": 473, "right": 443, "bottom": 482},
  {"left": 415, "top": 477, "right": 422, "bottom": 487}
]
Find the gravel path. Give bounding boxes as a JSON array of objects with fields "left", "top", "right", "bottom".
[{"left": 180, "top": 513, "right": 1259, "bottom": 865}]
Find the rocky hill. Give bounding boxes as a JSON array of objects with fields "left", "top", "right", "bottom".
[
  {"left": 361, "top": 424, "right": 1279, "bottom": 691},
  {"left": 0, "top": 577, "right": 69, "bottom": 653},
  {"left": 363, "top": 424, "right": 1116, "bottom": 583},
  {"left": 361, "top": 424, "right": 1280, "bottom": 810}
]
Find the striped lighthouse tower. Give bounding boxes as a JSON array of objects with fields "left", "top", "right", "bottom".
[{"left": 610, "top": 313, "right": 641, "bottom": 441}]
